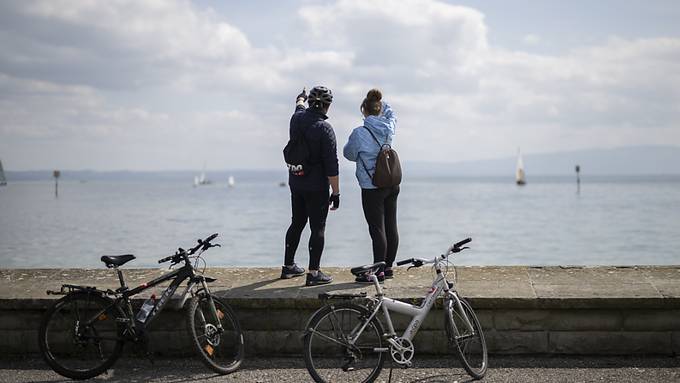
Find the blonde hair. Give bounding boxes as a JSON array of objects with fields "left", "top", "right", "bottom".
[{"left": 361, "top": 89, "right": 382, "bottom": 116}]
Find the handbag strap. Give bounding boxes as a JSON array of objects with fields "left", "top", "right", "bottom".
[{"left": 358, "top": 126, "right": 383, "bottom": 179}]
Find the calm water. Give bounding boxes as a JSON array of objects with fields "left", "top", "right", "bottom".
[{"left": 1, "top": 173, "right": 679, "bottom": 268}]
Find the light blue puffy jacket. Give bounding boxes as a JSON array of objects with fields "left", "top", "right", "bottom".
[{"left": 343, "top": 102, "right": 396, "bottom": 189}]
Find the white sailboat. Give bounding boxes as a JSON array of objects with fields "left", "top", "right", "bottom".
[
  {"left": 516, "top": 148, "right": 526, "bottom": 185},
  {"left": 227, "top": 175, "right": 235, "bottom": 188},
  {"left": 193, "top": 163, "right": 212, "bottom": 186},
  {"left": 0, "top": 159, "right": 6, "bottom": 186}
]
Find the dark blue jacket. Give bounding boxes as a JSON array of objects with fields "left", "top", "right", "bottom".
[{"left": 288, "top": 104, "right": 339, "bottom": 192}]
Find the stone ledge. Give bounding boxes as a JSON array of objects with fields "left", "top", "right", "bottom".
[{"left": 2, "top": 266, "right": 679, "bottom": 356}]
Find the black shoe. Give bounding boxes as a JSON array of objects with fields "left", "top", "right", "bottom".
[
  {"left": 306, "top": 270, "right": 333, "bottom": 286},
  {"left": 281, "top": 264, "right": 305, "bottom": 279},
  {"left": 355, "top": 272, "right": 384, "bottom": 284},
  {"left": 384, "top": 268, "right": 394, "bottom": 279}
]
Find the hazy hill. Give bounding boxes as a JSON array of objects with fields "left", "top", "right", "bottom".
[
  {"left": 403, "top": 145, "right": 680, "bottom": 177},
  {"left": 4, "top": 145, "right": 680, "bottom": 181}
]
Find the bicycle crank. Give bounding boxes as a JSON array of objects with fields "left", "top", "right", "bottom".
[{"left": 388, "top": 337, "right": 414, "bottom": 367}]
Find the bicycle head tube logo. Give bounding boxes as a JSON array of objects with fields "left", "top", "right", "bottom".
[{"left": 409, "top": 319, "right": 421, "bottom": 336}]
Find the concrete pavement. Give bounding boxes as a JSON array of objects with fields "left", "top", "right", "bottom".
[{"left": 0, "top": 356, "right": 679, "bottom": 382}]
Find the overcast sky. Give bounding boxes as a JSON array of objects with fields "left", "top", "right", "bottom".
[{"left": 1, "top": 0, "right": 679, "bottom": 171}]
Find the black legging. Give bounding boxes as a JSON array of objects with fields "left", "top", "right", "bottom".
[
  {"left": 284, "top": 189, "right": 330, "bottom": 270},
  {"left": 361, "top": 185, "right": 399, "bottom": 268}
]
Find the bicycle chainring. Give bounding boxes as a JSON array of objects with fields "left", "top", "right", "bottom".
[{"left": 390, "top": 337, "right": 414, "bottom": 366}]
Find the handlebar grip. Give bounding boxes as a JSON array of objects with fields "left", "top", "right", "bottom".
[
  {"left": 205, "top": 233, "right": 218, "bottom": 242},
  {"left": 454, "top": 237, "right": 472, "bottom": 248},
  {"left": 158, "top": 256, "right": 173, "bottom": 264},
  {"left": 396, "top": 258, "right": 414, "bottom": 266}
]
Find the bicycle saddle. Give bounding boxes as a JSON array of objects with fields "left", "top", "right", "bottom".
[
  {"left": 100, "top": 254, "right": 136, "bottom": 268},
  {"left": 350, "top": 261, "right": 386, "bottom": 276}
]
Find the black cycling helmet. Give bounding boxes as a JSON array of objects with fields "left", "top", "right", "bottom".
[{"left": 308, "top": 86, "right": 333, "bottom": 109}]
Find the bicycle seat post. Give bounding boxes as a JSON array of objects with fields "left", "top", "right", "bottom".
[
  {"left": 114, "top": 266, "right": 128, "bottom": 291},
  {"left": 371, "top": 274, "right": 383, "bottom": 296}
]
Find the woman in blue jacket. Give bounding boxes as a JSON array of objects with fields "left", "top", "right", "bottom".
[{"left": 343, "top": 89, "right": 399, "bottom": 283}]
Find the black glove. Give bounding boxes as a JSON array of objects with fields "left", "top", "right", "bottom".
[
  {"left": 296, "top": 88, "right": 307, "bottom": 102},
  {"left": 329, "top": 193, "right": 340, "bottom": 210}
]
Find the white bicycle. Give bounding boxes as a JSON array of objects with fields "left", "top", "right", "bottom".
[{"left": 303, "top": 238, "right": 487, "bottom": 382}]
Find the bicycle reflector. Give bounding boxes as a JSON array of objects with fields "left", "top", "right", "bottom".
[{"left": 204, "top": 344, "right": 214, "bottom": 356}]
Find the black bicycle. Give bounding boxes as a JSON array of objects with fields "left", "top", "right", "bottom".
[{"left": 38, "top": 233, "right": 244, "bottom": 380}]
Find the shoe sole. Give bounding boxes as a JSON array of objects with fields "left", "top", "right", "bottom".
[
  {"left": 306, "top": 279, "right": 333, "bottom": 286},
  {"left": 280, "top": 272, "right": 305, "bottom": 279}
]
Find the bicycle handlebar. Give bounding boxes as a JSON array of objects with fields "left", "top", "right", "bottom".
[
  {"left": 158, "top": 233, "right": 220, "bottom": 264},
  {"left": 396, "top": 237, "right": 472, "bottom": 268},
  {"left": 396, "top": 258, "right": 414, "bottom": 266}
]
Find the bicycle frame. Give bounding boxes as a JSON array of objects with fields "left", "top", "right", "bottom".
[
  {"left": 347, "top": 261, "right": 475, "bottom": 347},
  {"left": 56, "top": 248, "right": 216, "bottom": 339}
]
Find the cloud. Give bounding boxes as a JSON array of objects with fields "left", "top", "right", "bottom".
[
  {"left": 522, "top": 34, "right": 541, "bottom": 45},
  {"left": 0, "top": 0, "right": 679, "bottom": 170}
]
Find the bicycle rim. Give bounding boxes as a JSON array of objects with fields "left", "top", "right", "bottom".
[
  {"left": 303, "top": 303, "right": 385, "bottom": 383},
  {"left": 445, "top": 297, "right": 488, "bottom": 379},
  {"left": 187, "top": 295, "right": 244, "bottom": 374},
  {"left": 39, "top": 292, "right": 124, "bottom": 380}
]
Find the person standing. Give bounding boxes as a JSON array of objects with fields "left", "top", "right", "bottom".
[
  {"left": 282, "top": 86, "right": 340, "bottom": 286},
  {"left": 343, "top": 89, "right": 399, "bottom": 283}
]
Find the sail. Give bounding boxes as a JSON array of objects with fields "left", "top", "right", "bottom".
[
  {"left": 227, "top": 176, "right": 235, "bottom": 187},
  {"left": 516, "top": 149, "right": 526, "bottom": 185},
  {"left": 0, "top": 159, "right": 6, "bottom": 186}
]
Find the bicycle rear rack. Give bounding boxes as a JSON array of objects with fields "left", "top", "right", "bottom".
[
  {"left": 46, "top": 284, "right": 101, "bottom": 296},
  {"left": 318, "top": 292, "right": 367, "bottom": 301}
]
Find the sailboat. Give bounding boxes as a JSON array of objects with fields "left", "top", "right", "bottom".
[
  {"left": 516, "top": 148, "right": 526, "bottom": 185},
  {"left": 227, "top": 175, "right": 235, "bottom": 188},
  {"left": 193, "top": 163, "right": 212, "bottom": 186},
  {"left": 0, "top": 159, "right": 6, "bottom": 186}
]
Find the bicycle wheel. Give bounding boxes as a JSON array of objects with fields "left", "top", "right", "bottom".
[
  {"left": 444, "top": 296, "right": 487, "bottom": 379},
  {"left": 187, "top": 294, "right": 244, "bottom": 374},
  {"left": 38, "top": 291, "right": 124, "bottom": 380},
  {"left": 303, "top": 302, "right": 386, "bottom": 383}
]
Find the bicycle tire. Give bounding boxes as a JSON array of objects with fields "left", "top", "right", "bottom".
[
  {"left": 187, "top": 294, "right": 244, "bottom": 374},
  {"left": 444, "top": 297, "right": 488, "bottom": 379},
  {"left": 303, "top": 301, "right": 386, "bottom": 383},
  {"left": 38, "top": 291, "right": 125, "bottom": 380}
]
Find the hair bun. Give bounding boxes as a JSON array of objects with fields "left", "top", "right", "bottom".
[{"left": 366, "top": 89, "right": 382, "bottom": 102}]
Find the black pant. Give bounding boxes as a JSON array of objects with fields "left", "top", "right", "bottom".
[
  {"left": 284, "top": 189, "right": 330, "bottom": 270},
  {"left": 361, "top": 185, "right": 399, "bottom": 268}
]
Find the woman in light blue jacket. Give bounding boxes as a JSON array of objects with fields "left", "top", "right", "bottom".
[{"left": 343, "top": 89, "right": 399, "bottom": 283}]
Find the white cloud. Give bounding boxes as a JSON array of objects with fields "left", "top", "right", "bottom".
[
  {"left": 0, "top": 0, "right": 679, "bottom": 169},
  {"left": 523, "top": 34, "right": 541, "bottom": 45}
]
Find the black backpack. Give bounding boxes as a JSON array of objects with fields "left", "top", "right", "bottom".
[
  {"left": 359, "top": 126, "right": 402, "bottom": 188},
  {"left": 283, "top": 125, "right": 311, "bottom": 176}
]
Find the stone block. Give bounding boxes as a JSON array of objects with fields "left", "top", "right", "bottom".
[
  {"left": 244, "top": 330, "right": 305, "bottom": 355},
  {"left": 623, "top": 310, "right": 680, "bottom": 331},
  {"left": 548, "top": 331, "right": 672, "bottom": 355},
  {"left": 485, "top": 330, "right": 548, "bottom": 354},
  {"left": 495, "top": 309, "right": 622, "bottom": 331},
  {"left": 0, "top": 310, "right": 43, "bottom": 330},
  {"left": 0, "top": 330, "right": 38, "bottom": 354}
]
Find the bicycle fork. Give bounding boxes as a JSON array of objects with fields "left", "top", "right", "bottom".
[{"left": 446, "top": 291, "right": 475, "bottom": 339}]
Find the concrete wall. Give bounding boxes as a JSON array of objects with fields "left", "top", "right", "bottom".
[{"left": 1, "top": 297, "right": 678, "bottom": 356}]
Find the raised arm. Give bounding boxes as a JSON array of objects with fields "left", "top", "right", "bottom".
[{"left": 381, "top": 101, "right": 396, "bottom": 135}]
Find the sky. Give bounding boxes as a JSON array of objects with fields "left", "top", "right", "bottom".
[{"left": 0, "top": 0, "right": 679, "bottom": 171}]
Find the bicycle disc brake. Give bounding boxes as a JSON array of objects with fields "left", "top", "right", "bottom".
[{"left": 389, "top": 337, "right": 414, "bottom": 367}]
